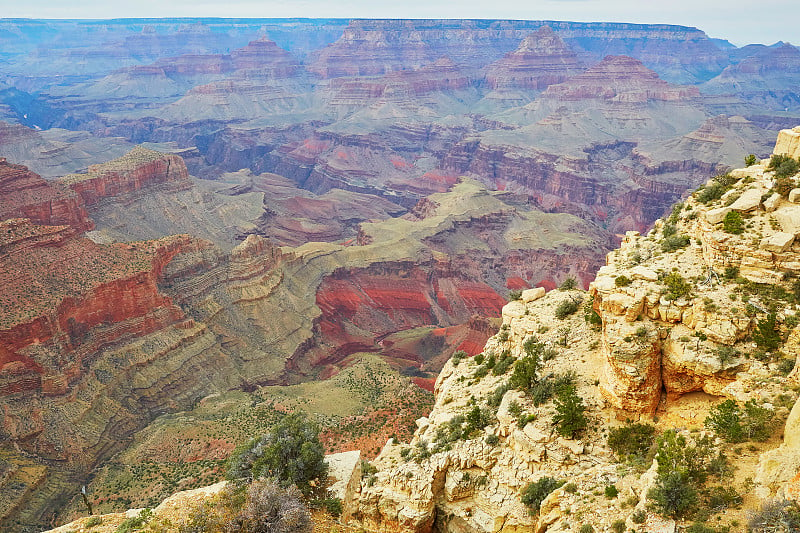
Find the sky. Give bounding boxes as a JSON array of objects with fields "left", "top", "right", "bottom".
[{"left": 2, "top": 0, "right": 796, "bottom": 46}]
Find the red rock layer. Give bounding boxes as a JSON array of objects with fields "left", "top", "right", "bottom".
[
  {"left": 0, "top": 158, "right": 92, "bottom": 231},
  {"left": 60, "top": 146, "right": 191, "bottom": 207},
  {"left": 541, "top": 55, "right": 700, "bottom": 102},
  {"left": 485, "top": 26, "right": 584, "bottom": 90},
  {"left": 0, "top": 219, "right": 196, "bottom": 400},
  {"left": 311, "top": 263, "right": 506, "bottom": 368}
]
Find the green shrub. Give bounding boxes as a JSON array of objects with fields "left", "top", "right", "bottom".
[
  {"left": 492, "top": 353, "right": 516, "bottom": 375},
  {"left": 485, "top": 434, "right": 499, "bottom": 446},
  {"left": 511, "top": 356, "right": 540, "bottom": 393},
  {"left": 611, "top": 519, "right": 626, "bottom": 533},
  {"left": 705, "top": 399, "right": 774, "bottom": 442},
  {"left": 579, "top": 524, "right": 594, "bottom": 533},
  {"left": 584, "top": 299, "right": 602, "bottom": 327},
  {"left": 662, "top": 223, "right": 677, "bottom": 237},
  {"left": 745, "top": 154, "right": 758, "bottom": 166},
  {"left": 631, "top": 508, "right": 646, "bottom": 523},
  {"left": 564, "top": 482, "right": 578, "bottom": 493},
  {"left": 608, "top": 422, "right": 656, "bottom": 462},
  {"left": 696, "top": 182, "right": 727, "bottom": 204},
  {"left": 615, "top": 275, "right": 632, "bottom": 287},
  {"left": 521, "top": 477, "right": 564, "bottom": 514},
  {"left": 705, "top": 485, "right": 742, "bottom": 511},
  {"left": 605, "top": 484, "right": 619, "bottom": 499},
  {"left": 769, "top": 154, "right": 800, "bottom": 179},
  {"left": 559, "top": 277, "right": 577, "bottom": 290},
  {"left": 722, "top": 210, "right": 744, "bottom": 234},
  {"left": 474, "top": 353, "right": 485, "bottom": 365},
  {"left": 555, "top": 299, "right": 580, "bottom": 319},
  {"left": 509, "top": 289, "right": 523, "bottom": 300},
  {"left": 661, "top": 234, "right": 691, "bottom": 252},
  {"left": 85, "top": 517, "right": 103, "bottom": 528},
  {"left": 487, "top": 381, "right": 511, "bottom": 407},
  {"left": 648, "top": 471, "right": 697, "bottom": 519},
  {"left": 663, "top": 271, "right": 692, "bottom": 300},
  {"left": 723, "top": 266, "right": 739, "bottom": 279},
  {"left": 552, "top": 385, "right": 587, "bottom": 439},
  {"left": 116, "top": 509, "right": 153, "bottom": 533},
  {"left": 753, "top": 313, "right": 781, "bottom": 351},
  {"left": 451, "top": 350, "right": 466, "bottom": 366},
  {"left": 226, "top": 412, "right": 327, "bottom": 496}
]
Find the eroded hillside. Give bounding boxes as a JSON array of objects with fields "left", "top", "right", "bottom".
[{"left": 344, "top": 127, "right": 800, "bottom": 533}]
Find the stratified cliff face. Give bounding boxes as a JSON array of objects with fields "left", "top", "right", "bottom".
[
  {"left": 0, "top": 158, "right": 92, "bottom": 231},
  {"left": 346, "top": 130, "right": 800, "bottom": 533},
  {"left": 540, "top": 55, "right": 700, "bottom": 102},
  {"left": 485, "top": 26, "right": 584, "bottom": 91},
  {"left": 328, "top": 58, "right": 471, "bottom": 106},
  {"left": 59, "top": 146, "right": 191, "bottom": 206}
]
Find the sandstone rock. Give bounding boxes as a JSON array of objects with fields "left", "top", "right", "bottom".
[
  {"left": 729, "top": 187, "right": 764, "bottom": 212},
  {"left": 774, "top": 205, "right": 800, "bottom": 235},
  {"left": 705, "top": 206, "right": 731, "bottom": 224},
  {"left": 764, "top": 192, "right": 782, "bottom": 212},
  {"left": 522, "top": 287, "right": 546, "bottom": 303},
  {"left": 631, "top": 266, "right": 658, "bottom": 282},
  {"left": 755, "top": 397, "right": 800, "bottom": 499},
  {"left": 790, "top": 188, "right": 800, "bottom": 203},
  {"left": 774, "top": 126, "right": 800, "bottom": 159},
  {"left": 760, "top": 232, "right": 795, "bottom": 252},
  {"left": 327, "top": 450, "right": 362, "bottom": 504}
]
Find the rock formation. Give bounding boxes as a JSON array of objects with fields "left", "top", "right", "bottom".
[
  {"left": 485, "top": 26, "right": 584, "bottom": 91},
  {"left": 0, "top": 158, "right": 92, "bottom": 231},
  {"left": 59, "top": 146, "right": 191, "bottom": 206}
]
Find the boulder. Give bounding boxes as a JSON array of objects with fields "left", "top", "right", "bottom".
[
  {"left": 729, "top": 187, "right": 764, "bottom": 212},
  {"left": 760, "top": 232, "right": 795, "bottom": 252},
  {"left": 704, "top": 207, "right": 731, "bottom": 224},
  {"left": 790, "top": 188, "right": 800, "bottom": 204},
  {"left": 774, "top": 126, "right": 800, "bottom": 159},
  {"left": 631, "top": 266, "right": 658, "bottom": 281},
  {"left": 775, "top": 205, "right": 800, "bottom": 235},
  {"left": 522, "top": 287, "right": 546, "bottom": 303},
  {"left": 764, "top": 192, "right": 782, "bottom": 212}
]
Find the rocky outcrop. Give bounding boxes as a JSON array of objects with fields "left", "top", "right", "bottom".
[
  {"left": 346, "top": 130, "right": 800, "bottom": 532},
  {"left": 485, "top": 26, "right": 584, "bottom": 90},
  {"left": 58, "top": 146, "right": 191, "bottom": 206},
  {"left": 774, "top": 125, "right": 800, "bottom": 159},
  {"left": 0, "top": 158, "right": 92, "bottom": 231}
]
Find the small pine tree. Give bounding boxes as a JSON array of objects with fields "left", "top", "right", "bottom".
[
  {"left": 552, "top": 385, "right": 587, "bottom": 439},
  {"left": 648, "top": 471, "right": 697, "bottom": 519},
  {"left": 722, "top": 210, "right": 745, "bottom": 234},
  {"left": 745, "top": 154, "right": 758, "bottom": 166},
  {"left": 753, "top": 313, "right": 781, "bottom": 352}
]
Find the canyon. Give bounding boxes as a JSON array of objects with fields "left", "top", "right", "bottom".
[{"left": 0, "top": 16, "right": 799, "bottom": 531}]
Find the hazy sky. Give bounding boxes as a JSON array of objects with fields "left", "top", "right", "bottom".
[{"left": 3, "top": 0, "right": 797, "bottom": 46}]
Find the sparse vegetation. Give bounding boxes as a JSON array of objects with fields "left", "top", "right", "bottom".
[
  {"left": 748, "top": 499, "right": 800, "bottom": 532},
  {"left": 552, "top": 385, "right": 587, "bottom": 439},
  {"left": 704, "top": 399, "right": 775, "bottom": 442},
  {"left": 226, "top": 412, "right": 327, "bottom": 496},
  {"left": 745, "top": 154, "right": 758, "bottom": 166},
  {"left": 608, "top": 422, "right": 656, "bottom": 463},
  {"left": 559, "top": 277, "right": 577, "bottom": 290},
  {"left": 662, "top": 271, "right": 692, "bottom": 300},
  {"left": 521, "top": 476, "right": 564, "bottom": 515},
  {"left": 615, "top": 275, "right": 632, "bottom": 287},
  {"left": 555, "top": 298, "right": 580, "bottom": 319},
  {"left": 723, "top": 210, "right": 745, "bottom": 234},
  {"left": 661, "top": 234, "right": 691, "bottom": 252}
]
